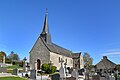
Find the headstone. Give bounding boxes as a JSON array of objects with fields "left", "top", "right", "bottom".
[
  {"left": 59, "top": 58, "right": 65, "bottom": 80},
  {"left": 71, "top": 69, "right": 78, "bottom": 80},
  {"left": 0, "top": 67, "right": 7, "bottom": 73},
  {"left": 51, "top": 74, "right": 60, "bottom": 80},
  {"left": 30, "top": 69, "right": 36, "bottom": 79},
  {"left": 92, "top": 75, "right": 100, "bottom": 80},
  {"left": 66, "top": 77, "right": 76, "bottom": 80},
  {"left": 13, "top": 68, "right": 19, "bottom": 75},
  {"left": 59, "top": 66, "right": 65, "bottom": 80},
  {"left": 23, "top": 63, "right": 27, "bottom": 72},
  {"left": 109, "top": 75, "right": 115, "bottom": 80}
]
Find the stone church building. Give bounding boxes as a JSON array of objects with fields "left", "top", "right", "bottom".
[{"left": 30, "top": 11, "right": 84, "bottom": 70}]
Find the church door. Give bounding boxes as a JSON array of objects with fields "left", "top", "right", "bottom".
[{"left": 37, "top": 59, "right": 41, "bottom": 70}]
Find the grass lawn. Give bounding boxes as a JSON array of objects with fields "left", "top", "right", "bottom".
[
  {"left": 0, "top": 76, "right": 27, "bottom": 80},
  {"left": 7, "top": 65, "right": 22, "bottom": 69},
  {"left": 6, "top": 65, "right": 23, "bottom": 74}
]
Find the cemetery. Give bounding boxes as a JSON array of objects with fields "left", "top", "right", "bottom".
[
  {"left": 0, "top": 50, "right": 119, "bottom": 79},
  {"left": 0, "top": 55, "right": 119, "bottom": 80}
]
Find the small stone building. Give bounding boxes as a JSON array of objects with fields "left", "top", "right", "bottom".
[
  {"left": 30, "top": 11, "right": 84, "bottom": 70},
  {"left": 96, "top": 56, "right": 116, "bottom": 72}
]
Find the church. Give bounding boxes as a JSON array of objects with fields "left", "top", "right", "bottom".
[{"left": 29, "top": 11, "right": 84, "bottom": 70}]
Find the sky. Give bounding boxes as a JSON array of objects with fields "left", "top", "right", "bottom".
[{"left": 0, "top": 0, "right": 120, "bottom": 64}]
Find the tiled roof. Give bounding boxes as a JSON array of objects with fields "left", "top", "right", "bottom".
[
  {"left": 72, "top": 53, "right": 81, "bottom": 59},
  {"left": 40, "top": 37, "right": 73, "bottom": 58}
]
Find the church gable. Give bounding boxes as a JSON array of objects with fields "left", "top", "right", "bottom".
[
  {"left": 30, "top": 37, "right": 50, "bottom": 68},
  {"left": 96, "top": 56, "right": 116, "bottom": 70}
]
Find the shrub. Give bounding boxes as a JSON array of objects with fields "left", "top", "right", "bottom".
[
  {"left": 41, "top": 63, "right": 57, "bottom": 74},
  {"left": 51, "top": 66, "right": 57, "bottom": 73},
  {"left": 42, "top": 63, "right": 50, "bottom": 72}
]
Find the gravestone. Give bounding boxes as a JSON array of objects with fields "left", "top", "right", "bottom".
[
  {"left": 13, "top": 68, "right": 19, "bottom": 75},
  {"left": 51, "top": 74, "right": 60, "bottom": 80},
  {"left": 30, "top": 69, "right": 36, "bottom": 79},
  {"left": 92, "top": 75, "right": 100, "bottom": 80},
  {"left": 23, "top": 57, "right": 27, "bottom": 72},
  {"left": 59, "top": 66, "right": 65, "bottom": 80},
  {"left": 71, "top": 69, "right": 78, "bottom": 80},
  {"left": 109, "top": 75, "right": 115, "bottom": 80},
  {"left": 0, "top": 67, "right": 7, "bottom": 73},
  {"left": 59, "top": 58, "right": 65, "bottom": 80},
  {"left": 66, "top": 77, "right": 76, "bottom": 80}
]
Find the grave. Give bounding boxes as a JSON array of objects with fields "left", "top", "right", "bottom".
[
  {"left": 71, "top": 69, "right": 78, "bottom": 80},
  {"left": 59, "top": 58, "right": 65, "bottom": 80},
  {"left": 13, "top": 68, "right": 19, "bottom": 75},
  {"left": 59, "top": 65, "right": 65, "bottom": 80},
  {"left": 66, "top": 77, "right": 76, "bottom": 80},
  {"left": 0, "top": 67, "right": 7, "bottom": 73},
  {"left": 92, "top": 75, "right": 100, "bottom": 80},
  {"left": 51, "top": 74, "right": 60, "bottom": 80},
  {"left": 30, "top": 69, "right": 36, "bottom": 79}
]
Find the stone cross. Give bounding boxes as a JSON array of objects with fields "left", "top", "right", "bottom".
[
  {"left": 23, "top": 57, "right": 27, "bottom": 72},
  {"left": 71, "top": 69, "right": 78, "bottom": 80},
  {"left": 34, "top": 61, "right": 37, "bottom": 78},
  {"left": 59, "top": 58, "right": 65, "bottom": 80},
  {"left": 60, "top": 58, "right": 64, "bottom": 67},
  {"left": 34, "top": 61, "right": 37, "bottom": 70}
]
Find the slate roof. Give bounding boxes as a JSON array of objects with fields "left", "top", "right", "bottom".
[
  {"left": 96, "top": 56, "right": 116, "bottom": 69},
  {"left": 72, "top": 53, "right": 81, "bottom": 59},
  {"left": 40, "top": 37, "right": 73, "bottom": 58}
]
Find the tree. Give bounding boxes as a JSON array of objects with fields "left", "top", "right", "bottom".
[
  {"left": 83, "top": 52, "right": 93, "bottom": 67},
  {"left": 7, "top": 51, "right": 20, "bottom": 61},
  {"left": 115, "top": 64, "right": 120, "bottom": 71},
  {"left": 83, "top": 52, "right": 93, "bottom": 80}
]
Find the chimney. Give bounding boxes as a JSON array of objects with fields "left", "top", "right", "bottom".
[{"left": 103, "top": 56, "right": 107, "bottom": 59}]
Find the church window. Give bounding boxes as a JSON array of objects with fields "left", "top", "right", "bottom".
[
  {"left": 59, "top": 57, "right": 61, "bottom": 63},
  {"left": 65, "top": 59, "right": 67, "bottom": 63},
  {"left": 71, "top": 60, "right": 72, "bottom": 64}
]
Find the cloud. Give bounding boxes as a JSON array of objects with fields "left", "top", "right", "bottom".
[
  {"left": 103, "top": 51, "right": 120, "bottom": 56},
  {"left": 102, "top": 49, "right": 120, "bottom": 56}
]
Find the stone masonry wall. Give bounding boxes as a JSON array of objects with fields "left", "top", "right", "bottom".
[
  {"left": 30, "top": 38, "right": 50, "bottom": 69},
  {"left": 50, "top": 52, "right": 73, "bottom": 70}
]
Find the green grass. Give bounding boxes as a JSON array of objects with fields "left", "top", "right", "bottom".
[
  {"left": 118, "top": 76, "right": 120, "bottom": 79},
  {"left": 7, "top": 65, "right": 22, "bottom": 69},
  {"left": 0, "top": 76, "right": 27, "bottom": 80},
  {"left": 6, "top": 65, "right": 23, "bottom": 74},
  {"left": 7, "top": 70, "right": 13, "bottom": 74}
]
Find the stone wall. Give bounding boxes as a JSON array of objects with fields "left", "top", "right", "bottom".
[
  {"left": 30, "top": 38, "right": 50, "bottom": 69},
  {"left": 50, "top": 52, "right": 73, "bottom": 70}
]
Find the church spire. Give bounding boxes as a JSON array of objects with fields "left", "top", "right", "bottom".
[
  {"left": 41, "top": 9, "right": 49, "bottom": 34},
  {"left": 40, "top": 9, "right": 52, "bottom": 44}
]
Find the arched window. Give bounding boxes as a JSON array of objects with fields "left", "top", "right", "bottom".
[
  {"left": 59, "top": 57, "right": 61, "bottom": 63},
  {"left": 37, "top": 59, "right": 41, "bottom": 70}
]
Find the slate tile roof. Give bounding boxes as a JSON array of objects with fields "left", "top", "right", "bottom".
[
  {"left": 96, "top": 56, "right": 116, "bottom": 69},
  {"left": 40, "top": 37, "right": 73, "bottom": 58}
]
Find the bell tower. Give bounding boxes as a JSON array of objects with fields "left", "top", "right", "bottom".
[{"left": 40, "top": 9, "right": 52, "bottom": 44}]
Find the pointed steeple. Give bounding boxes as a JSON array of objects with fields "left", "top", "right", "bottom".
[
  {"left": 41, "top": 9, "right": 49, "bottom": 34},
  {"left": 40, "top": 9, "right": 52, "bottom": 44}
]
